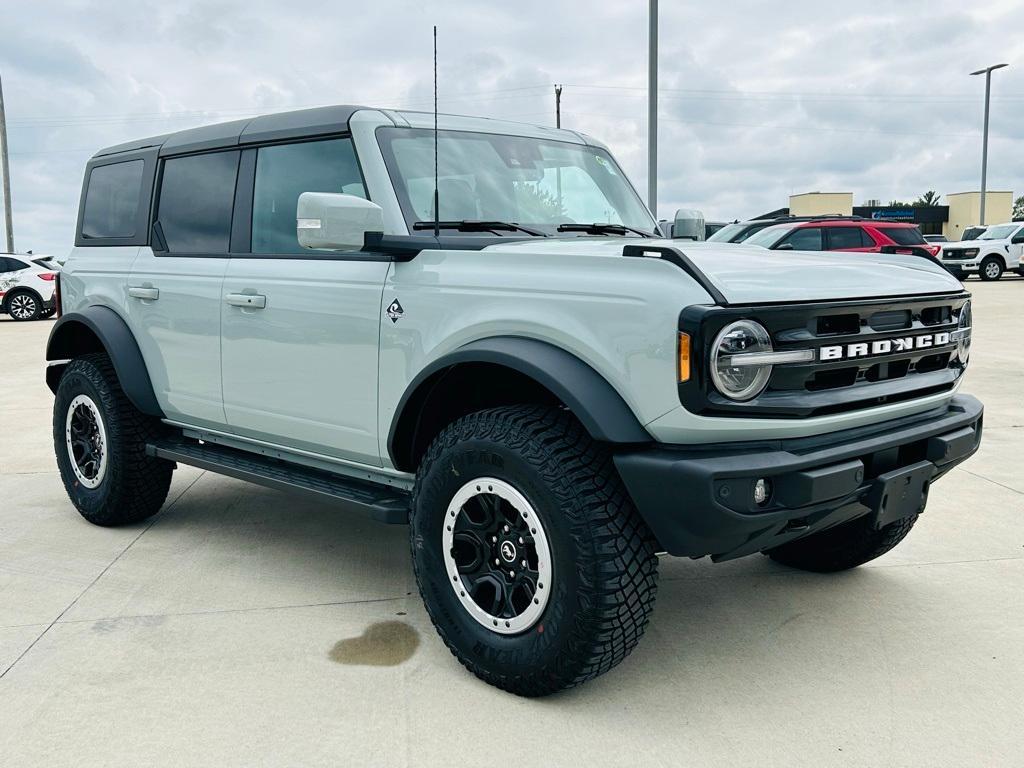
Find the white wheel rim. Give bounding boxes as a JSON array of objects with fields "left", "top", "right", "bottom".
[
  {"left": 985, "top": 262, "right": 1000, "bottom": 278},
  {"left": 65, "top": 394, "right": 108, "bottom": 489},
  {"left": 442, "top": 478, "right": 553, "bottom": 635},
  {"left": 10, "top": 295, "right": 35, "bottom": 318}
]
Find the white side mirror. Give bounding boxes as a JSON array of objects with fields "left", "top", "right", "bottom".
[
  {"left": 296, "top": 192, "right": 384, "bottom": 250},
  {"left": 672, "top": 208, "right": 706, "bottom": 241}
]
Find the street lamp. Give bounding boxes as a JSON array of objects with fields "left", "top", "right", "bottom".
[{"left": 970, "top": 63, "right": 1008, "bottom": 226}]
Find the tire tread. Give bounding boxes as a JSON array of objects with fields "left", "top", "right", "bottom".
[{"left": 411, "top": 405, "right": 658, "bottom": 696}]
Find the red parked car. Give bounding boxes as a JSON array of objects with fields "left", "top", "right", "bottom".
[{"left": 743, "top": 218, "right": 942, "bottom": 260}]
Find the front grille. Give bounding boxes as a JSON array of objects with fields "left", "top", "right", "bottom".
[
  {"left": 943, "top": 249, "right": 974, "bottom": 260},
  {"left": 678, "top": 293, "right": 969, "bottom": 418}
]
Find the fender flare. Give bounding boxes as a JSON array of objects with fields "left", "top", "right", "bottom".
[
  {"left": 387, "top": 336, "right": 651, "bottom": 470},
  {"left": 45, "top": 305, "right": 164, "bottom": 417}
]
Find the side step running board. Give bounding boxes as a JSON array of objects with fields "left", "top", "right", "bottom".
[{"left": 147, "top": 437, "right": 410, "bottom": 524}]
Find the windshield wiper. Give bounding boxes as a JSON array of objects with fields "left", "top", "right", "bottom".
[
  {"left": 556, "top": 223, "right": 653, "bottom": 238},
  {"left": 413, "top": 220, "right": 548, "bottom": 236}
]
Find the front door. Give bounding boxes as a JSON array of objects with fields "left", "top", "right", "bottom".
[
  {"left": 220, "top": 137, "right": 388, "bottom": 466},
  {"left": 1009, "top": 225, "right": 1024, "bottom": 265},
  {"left": 128, "top": 149, "right": 239, "bottom": 428}
]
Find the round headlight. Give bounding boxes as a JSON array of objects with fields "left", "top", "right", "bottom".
[
  {"left": 956, "top": 299, "right": 972, "bottom": 364},
  {"left": 710, "top": 320, "right": 773, "bottom": 401}
]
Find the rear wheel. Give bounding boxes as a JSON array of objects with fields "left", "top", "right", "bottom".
[
  {"left": 411, "top": 405, "right": 659, "bottom": 696},
  {"left": 53, "top": 353, "right": 173, "bottom": 526},
  {"left": 979, "top": 256, "right": 1003, "bottom": 281},
  {"left": 766, "top": 513, "right": 918, "bottom": 573},
  {"left": 6, "top": 290, "right": 41, "bottom": 321}
]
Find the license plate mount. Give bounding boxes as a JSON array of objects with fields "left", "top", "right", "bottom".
[{"left": 866, "top": 460, "right": 934, "bottom": 529}]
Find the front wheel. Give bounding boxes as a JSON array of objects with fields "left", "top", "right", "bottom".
[
  {"left": 979, "top": 256, "right": 1003, "bottom": 281},
  {"left": 411, "top": 406, "right": 659, "bottom": 696},
  {"left": 53, "top": 354, "right": 174, "bottom": 526},
  {"left": 766, "top": 512, "right": 918, "bottom": 573}
]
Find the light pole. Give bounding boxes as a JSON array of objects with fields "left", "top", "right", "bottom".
[
  {"left": 970, "top": 63, "right": 1008, "bottom": 226},
  {"left": 647, "top": 0, "right": 657, "bottom": 218},
  {"left": 0, "top": 73, "right": 14, "bottom": 253}
]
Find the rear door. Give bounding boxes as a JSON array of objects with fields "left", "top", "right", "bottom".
[
  {"left": 826, "top": 226, "right": 877, "bottom": 253},
  {"left": 127, "top": 150, "right": 238, "bottom": 428},
  {"left": 220, "top": 136, "right": 389, "bottom": 466}
]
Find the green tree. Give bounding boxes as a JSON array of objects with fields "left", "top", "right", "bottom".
[
  {"left": 1013, "top": 195, "right": 1024, "bottom": 221},
  {"left": 888, "top": 199, "right": 911, "bottom": 207},
  {"left": 914, "top": 190, "right": 941, "bottom": 207}
]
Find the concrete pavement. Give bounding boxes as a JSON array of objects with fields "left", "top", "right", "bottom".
[{"left": 1, "top": 280, "right": 1022, "bottom": 767}]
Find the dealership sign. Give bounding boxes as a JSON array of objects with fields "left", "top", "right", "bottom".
[{"left": 871, "top": 208, "right": 915, "bottom": 221}]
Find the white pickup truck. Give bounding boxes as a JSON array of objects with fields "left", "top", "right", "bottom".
[{"left": 941, "top": 221, "right": 1024, "bottom": 280}]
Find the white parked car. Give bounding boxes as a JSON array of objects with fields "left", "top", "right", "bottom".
[
  {"left": 0, "top": 254, "right": 58, "bottom": 320},
  {"left": 940, "top": 222, "right": 1024, "bottom": 281}
]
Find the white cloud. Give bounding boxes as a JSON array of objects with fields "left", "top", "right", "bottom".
[{"left": 0, "top": 0, "right": 1021, "bottom": 254}]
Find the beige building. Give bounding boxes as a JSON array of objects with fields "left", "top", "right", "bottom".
[
  {"left": 789, "top": 192, "right": 854, "bottom": 217},
  {"left": 943, "top": 191, "right": 1013, "bottom": 240}
]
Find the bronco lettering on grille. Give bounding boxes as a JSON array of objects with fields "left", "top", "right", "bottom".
[{"left": 820, "top": 332, "right": 951, "bottom": 361}]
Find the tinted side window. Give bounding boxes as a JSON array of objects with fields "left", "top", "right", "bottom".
[
  {"left": 157, "top": 151, "right": 239, "bottom": 253},
  {"left": 878, "top": 226, "right": 926, "bottom": 246},
  {"left": 827, "top": 227, "right": 867, "bottom": 250},
  {"left": 81, "top": 160, "right": 144, "bottom": 238},
  {"left": 0, "top": 257, "right": 13, "bottom": 273},
  {"left": 782, "top": 227, "right": 823, "bottom": 251},
  {"left": 252, "top": 138, "right": 366, "bottom": 253}
]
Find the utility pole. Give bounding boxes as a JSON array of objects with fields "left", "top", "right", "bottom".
[
  {"left": 970, "top": 63, "right": 1008, "bottom": 226},
  {"left": 554, "top": 84, "right": 562, "bottom": 128},
  {"left": 0, "top": 72, "right": 14, "bottom": 253},
  {"left": 647, "top": 0, "right": 658, "bottom": 218}
]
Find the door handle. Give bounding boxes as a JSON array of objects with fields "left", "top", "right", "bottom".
[
  {"left": 128, "top": 286, "right": 159, "bottom": 300},
  {"left": 225, "top": 293, "right": 267, "bottom": 309}
]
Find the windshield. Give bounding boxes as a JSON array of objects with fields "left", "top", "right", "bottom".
[
  {"left": 707, "top": 222, "right": 746, "bottom": 242},
  {"left": 979, "top": 224, "right": 1017, "bottom": 240},
  {"left": 377, "top": 127, "right": 658, "bottom": 237},
  {"left": 743, "top": 224, "right": 795, "bottom": 248}
]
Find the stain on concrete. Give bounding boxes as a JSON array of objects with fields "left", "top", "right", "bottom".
[
  {"left": 329, "top": 621, "right": 419, "bottom": 667},
  {"left": 91, "top": 615, "right": 166, "bottom": 634}
]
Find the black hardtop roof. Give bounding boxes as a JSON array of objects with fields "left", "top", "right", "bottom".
[{"left": 94, "top": 104, "right": 370, "bottom": 158}]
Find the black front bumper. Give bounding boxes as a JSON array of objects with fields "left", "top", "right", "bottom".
[{"left": 614, "top": 395, "right": 983, "bottom": 561}]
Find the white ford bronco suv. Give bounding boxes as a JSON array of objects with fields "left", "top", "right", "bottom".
[{"left": 48, "top": 106, "right": 982, "bottom": 696}]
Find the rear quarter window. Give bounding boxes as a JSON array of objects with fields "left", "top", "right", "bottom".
[
  {"left": 81, "top": 160, "right": 145, "bottom": 239},
  {"left": 877, "top": 226, "right": 926, "bottom": 246}
]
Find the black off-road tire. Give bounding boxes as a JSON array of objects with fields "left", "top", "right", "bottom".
[
  {"left": 766, "top": 513, "right": 918, "bottom": 573},
  {"left": 979, "top": 256, "right": 1003, "bottom": 281},
  {"left": 410, "top": 405, "right": 659, "bottom": 697},
  {"left": 53, "top": 353, "right": 173, "bottom": 526}
]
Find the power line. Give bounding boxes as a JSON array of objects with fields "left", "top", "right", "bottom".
[
  {"left": 562, "top": 110, "right": 981, "bottom": 139},
  {"left": 6, "top": 84, "right": 554, "bottom": 127},
  {"left": 561, "top": 83, "right": 1024, "bottom": 100}
]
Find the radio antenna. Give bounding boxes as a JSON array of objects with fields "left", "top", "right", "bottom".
[{"left": 432, "top": 25, "right": 440, "bottom": 238}]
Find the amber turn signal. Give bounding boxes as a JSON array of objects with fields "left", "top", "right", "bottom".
[{"left": 678, "top": 332, "right": 691, "bottom": 382}]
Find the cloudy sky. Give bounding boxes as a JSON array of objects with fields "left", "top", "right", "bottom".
[{"left": 2, "top": 0, "right": 1023, "bottom": 255}]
